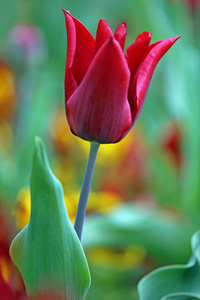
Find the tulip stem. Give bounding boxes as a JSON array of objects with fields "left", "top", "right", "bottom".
[{"left": 74, "top": 142, "right": 100, "bottom": 241}]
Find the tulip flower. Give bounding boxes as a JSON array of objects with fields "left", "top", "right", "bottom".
[{"left": 63, "top": 10, "right": 180, "bottom": 144}]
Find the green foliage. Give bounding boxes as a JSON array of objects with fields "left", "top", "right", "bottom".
[
  {"left": 10, "top": 137, "right": 91, "bottom": 300},
  {"left": 82, "top": 205, "right": 191, "bottom": 265},
  {"left": 138, "top": 230, "right": 200, "bottom": 300}
]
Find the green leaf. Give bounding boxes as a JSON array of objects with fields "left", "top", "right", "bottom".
[
  {"left": 162, "top": 292, "right": 200, "bottom": 300},
  {"left": 82, "top": 205, "right": 191, "bottom": 265},
  {"left": 10, "top": 137, "right": 91, "bottom": 300},
  {"left": 138, "top": 230, "right": 200, "bottom": 300}
]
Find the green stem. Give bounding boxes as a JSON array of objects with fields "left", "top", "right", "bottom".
[{"left": 74, "top": 142, "right": 100, "bottom": 240}]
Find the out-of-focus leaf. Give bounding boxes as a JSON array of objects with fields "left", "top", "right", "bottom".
[
  {"left": 138, "top": 230, "right": 200, "bottom": 300},
  {"left": 10, "top": 137, "right": 90, "bottom": 300},
  {"left": 82, "top": 205, "right": 191, "bottom": 265}
]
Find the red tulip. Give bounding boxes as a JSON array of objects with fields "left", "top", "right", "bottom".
[{"left": 63, "top": 10, "right": 180, "bottom": 144}]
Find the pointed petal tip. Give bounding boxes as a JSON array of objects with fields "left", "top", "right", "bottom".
[
  {"left": 98, "top": 18, "right": 110, "bottom": 28},
  {"left": 160, "top": 35, "right": 181, "bottom": 44},
  {"left": 170, "top": 35, "right": 181, "bottom": 46},
  {"left": 136, "top": 31, "right": 152, "bottom": 41},
  {"left": 107, "top": 35, "right": 120, "bottom": 49},
  {"left": 161, "top": 35, "right": 181, "bottom": 47},
  {"left": 62, "top": 9, "right": 71, "bottom": 18},
  {"left": 168, "top": 35, "right": 181, "bottom": 42},
  {"left": 175, "top": 35, "right": 181, "bottom": 41},
  {"left": 62, "top": 8, "right": 69, "bottom": 14},
  {"left": 122, "top": 21, "right": 127, "bottom": 27}
]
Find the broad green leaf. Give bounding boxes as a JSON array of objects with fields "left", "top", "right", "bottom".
[
  {"left": 10, "top": 137, "right": 91, "bottom": 300},
  {"left": 82, "top": 205, "right": 191, "bottom": 265},
  {"left": 163, "top": 292, "right": 200, "bottom": 300},
  {"left": 138, "top": 230, "right": 200, "bottom": 300}
]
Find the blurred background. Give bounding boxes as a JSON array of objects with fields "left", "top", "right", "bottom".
[{"left": 0, "top": 0, "right": 200, "bottom": 299}]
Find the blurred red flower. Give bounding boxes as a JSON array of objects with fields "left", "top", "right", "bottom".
[
  {"left": 0, "top": 204, "right": 27, "bottom": 299},
  {"left": 0, "top": 272, "right": 19, "bottom": 300},
  {"left": 187, "top": 0, "right": 200, "bottom": 12},
  {"left": 161, "top": 122, "right": 183, "bottom": 170},
  {"left": 63, "top": 10, "right": 180, "bottom": 144}
]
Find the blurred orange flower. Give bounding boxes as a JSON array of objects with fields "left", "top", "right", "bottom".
[{"left": 0, "top": 61, "right": 17, "bottom": 120}]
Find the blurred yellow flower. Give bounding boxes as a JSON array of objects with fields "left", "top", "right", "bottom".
[
  {"left": 81, "top": 133, "right": 133, "bottom": 166},
  {"left": 13, "top": 186, "right": 122, "bottom": 229},
  {"left": 65, "top": 189, "right": 122, "bottom": 224},
  {"left": 13, "top": 187, "right": 31, "bottom": 229},
  {"left": 87, "top": 245, "right": 146, "bottom": 270}
]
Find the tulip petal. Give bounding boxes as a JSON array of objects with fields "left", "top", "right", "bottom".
[
  {"left": 133, "top": 36, "right": 181, "bottom": 121},
  {"left": 114, "top": 22, "right": 127, "bottom": 50},
  {"left": 67, "top": 37, "right": 132, "bottom": 144},
  {"left": 63, "top": 10, "right": 95, "bottom": 99},
  {"left": 93, "top": 19, "right": 113, "bottom": 56},
  {"left": 126, "top": 32, "right": 151, "bottom": 77},
  {"left": 63, "top": 10, "right": 77, "bottom": 101},
  {"left": 128, "top": 36, "right": 180, "bottom": 125}
]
